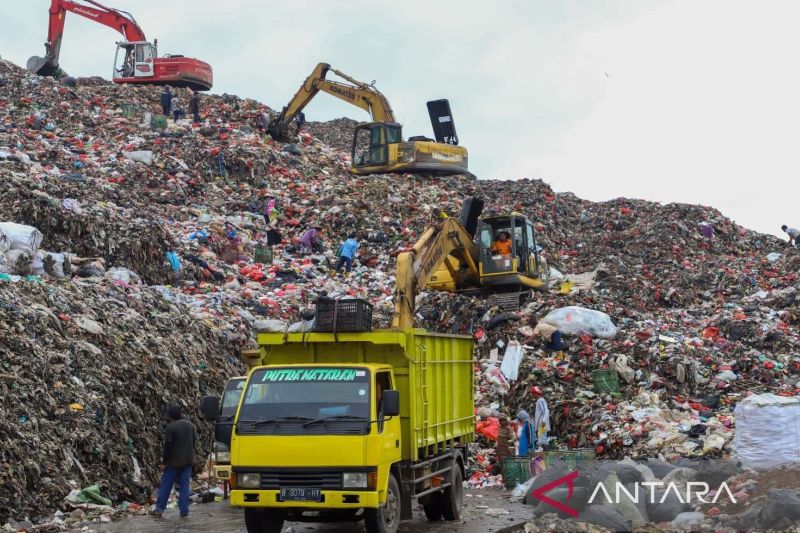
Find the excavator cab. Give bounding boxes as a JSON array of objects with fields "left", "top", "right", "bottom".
[
  {"left": 352, "top": 122, "right": 403, "bottom": 169},
  {"left": 477, "top": 214, "right": 547, "bottom": 291},
  {"left": 113, "top": 41, "right": 155, "bottom": 80}
]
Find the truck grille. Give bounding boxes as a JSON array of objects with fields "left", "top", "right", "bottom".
[{"left": 260, "top": 470, "right": 342, "bottom": 489}]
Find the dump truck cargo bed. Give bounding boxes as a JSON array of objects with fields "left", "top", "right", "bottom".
[{"left": 255, "top": 328, "right": 474, "bottom": 462}]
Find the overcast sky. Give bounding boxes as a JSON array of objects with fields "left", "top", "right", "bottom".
[{"left": 3, "top": 0, "right": 797, "bottom": 237}]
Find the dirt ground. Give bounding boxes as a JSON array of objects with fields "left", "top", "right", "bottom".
[{"left": 85, "top": 488, "right": 530, "bottom": 533}]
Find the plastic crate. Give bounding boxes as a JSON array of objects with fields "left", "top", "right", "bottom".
[
  {"left": 543, "top": 449, "right": 597, "bottom": 471},
  {"left": 253, "top": 246, "right": 273, "bottom": 265},
  {"left": 121, "top": 104, "right": 139, "bottom": 119},
  {"left": 592, "top": 369, "right": 619, "bottom": 393},
  {"left": 151, "top": 115, "right": 168, "bottom": 130},
  {"left": 501, "top": 457, "right": 533, "bottom": 489},
  {"left": 314, "top": 298, "right": 373, "bottom": 333}
]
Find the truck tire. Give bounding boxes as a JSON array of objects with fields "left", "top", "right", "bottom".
[
  {"left": 364, "top": 474, "right": 400, "bottom": 533},
  {"left": 244, "top": 508, "right": 284, "bottom": 533},
  {"left": 422, "top": 492, "right": 443, "bottom": 521},
  {"left": 441, "top": 463, "right": 464, "bottom": 521}
]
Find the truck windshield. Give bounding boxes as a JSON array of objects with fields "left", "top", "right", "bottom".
[
  {"left": 220, "top": 378, "right": 245, "bottom": 418},
  {"left": 238, "top": 367, "right": 370, "bottom": 434}
]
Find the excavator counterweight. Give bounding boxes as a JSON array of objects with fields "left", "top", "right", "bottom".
[
  {"left": 269, "top": 63, "right": 468, "bottom": 177},
  {"left": 29, "top": 0, "right": 213, "bottom": 91}
]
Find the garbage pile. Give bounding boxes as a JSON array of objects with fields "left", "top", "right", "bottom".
[
  {"left": 0, "top": 274, "right": 242, "bottom": 524},
  {"left": 1, "top": 53, "right": 800, "bottom": 525}
]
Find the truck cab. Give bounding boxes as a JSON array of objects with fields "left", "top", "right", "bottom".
[
  {"left": 202, "top": 330, "right": 474, "bottom": 533},
  {"left": 209, "top": 376, "right": 246, "bottom": 493}
]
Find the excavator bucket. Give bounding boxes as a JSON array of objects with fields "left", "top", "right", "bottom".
[{"left": 27, "top": 55, "right": 60, "bottom": 76}]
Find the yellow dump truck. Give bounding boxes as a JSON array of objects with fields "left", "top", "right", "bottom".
[{"left": 202, "top": 328, "right": 474, "bottom": 533}]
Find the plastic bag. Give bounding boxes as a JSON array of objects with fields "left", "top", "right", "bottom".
[
  {"left": 30, "top": 251, "right": 45, "bottom": 276},
  {"left": 542, "top": 306, "right": 618, "bottom": 339},
  {"left": 123, "top": 150, "right": 154, "bottom": 166},
  {"left": 40, "top": 252, "right": 68, "bottom": 277},
  {"left": 0, "top": 222, "right": 43, "bottom": 251},
  {"left": 475, "top": 417, "right": 499, "bottom": 440},
  {"left": 107, "top": 267, "right": 141, "bottom": 285},
  {"left": 254, "top": 319, "right": 288, "bottom": 332},
  {"left": 483, "top": 364, "right": 509, "bottom": 395},
  {"left": 734, "top": 393, "right": 800, "bottom": 470},
  {"left": 511, "top": 476, "right": 535, "bottom": 499},
  {"left": 165, "top": 251, "right": 182, "bottom": 272},
  {"left": 287, "top": 319, "right": 315, "bottom": 333}
]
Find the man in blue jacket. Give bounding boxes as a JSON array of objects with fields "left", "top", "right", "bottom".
[
  {"left": 336, "top": 234, "right": 359, "bottom": 273},
  {"left": 516, "top": 409, "right": 535, "bottom": 456},
  {"left": 160, "top": 86, "right": 172, "bottom": 116}
]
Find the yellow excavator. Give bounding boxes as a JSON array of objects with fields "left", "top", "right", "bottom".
[
  {"left": 268, "top": 63, "right": 469, "bottom": 176},
  {"left": 392, "top": 198, "right": 549, "bottom": 328}
]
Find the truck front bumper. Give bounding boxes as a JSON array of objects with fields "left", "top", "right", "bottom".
[{"left": 230, "top": 489, "right": 380, "bottom": 509}]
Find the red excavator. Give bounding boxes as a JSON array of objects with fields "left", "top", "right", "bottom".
[{"left": 28, "top": 0, "right": 213, "bottom": 91}]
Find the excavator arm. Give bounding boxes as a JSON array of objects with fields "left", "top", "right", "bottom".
[
  {"left": 268, "top": 63, "right": 396, "bottom": 140},
  {"left": 392, "top": 218, "right": 481, "bottom": 330},
  {"left": 29, "top": 0, "right": 147, "bottom": 75}
]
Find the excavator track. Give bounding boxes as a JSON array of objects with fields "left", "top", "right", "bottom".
[{"left": 487, "top": 291, "right": 527, "bottom": 311}]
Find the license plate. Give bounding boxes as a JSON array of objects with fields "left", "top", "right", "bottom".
[{"left": 280, "top": 488, "right": 322, "bottom": 502}]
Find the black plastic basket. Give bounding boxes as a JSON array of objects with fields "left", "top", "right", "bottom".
[{"left": 314, "top": 298, "right": 373, "bottom": 332}]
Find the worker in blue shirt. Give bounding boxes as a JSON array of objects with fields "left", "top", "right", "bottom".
[
  {"left": 336, "top": 234, "right": 359, "bottom": 273},
  {"left": 516, "top": 409, "right": 535, "bottom": 456}
]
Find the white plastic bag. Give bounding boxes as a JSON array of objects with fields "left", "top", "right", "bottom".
[
  {"left": 542, "top": 306, "right": 618, "bottom": 339},
  {"left": 500, "top": 341, "right": 523, "bottom": 381},
  {"left": 30, "top": 252, "right": 45, "bottom": 276},
  {"left": 0, "top": 222, "right": 43, "bottom": 251},
  {"left": 123, "top": 150, "right": 154, "bottom": 166},
  {"left": 483, "top": 364, "right": 509, "bottom": 395},
  {"left": 106, "top": 267, "right": 141, "bottom": 285},
  {"left": 766, "top": 252, "right": 782, "bottom": 263},
  {"left": 734, "top": 394, "right": 800, "bottom": 470},
  {"left": 253, "top": 319, "right": 288, "bottom": 332},
  {"left": 41, "top": 252, "right": 67, "bottom": 277}
]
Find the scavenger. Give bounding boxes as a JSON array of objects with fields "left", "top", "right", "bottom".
[
  {"left": 150, "top": 404, "right": 196, "bottom": 518},
  {"left": 336, "top": 234, "right": 359, "bottom": 273},
  {"left": 495, "top": 413, "right": 516, "bottom": 472},
  {"left": 531, "top": 386, "right": 551, "bottom": 448},
  {"left": 531, "top": 319, "right": 566, "bottom": 354},
  {"left": 782, "top": 225, "right": 800, "bottom": 247},
  {"left": 298, "top": 224, "right": 324, "bottom": 254},
  {"left": 516, "top": 409, "right": 535, "bottom": 456}
]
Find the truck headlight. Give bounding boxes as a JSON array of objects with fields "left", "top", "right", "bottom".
[
  {"left": 343, "top": 472, "right": 368, "bottom": 489},
  {"left": 238, "top": 473, "right": 261, "bottom": 489},
  {"left": 214, "top": 451, "right": 231, "bottom": 463},
  {"left": 212, "top": 442, "right": 230, "bottom": 463}
]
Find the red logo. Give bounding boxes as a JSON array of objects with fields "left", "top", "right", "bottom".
[{"left": 530, "top": 470, "right": 580, "bottom": 517}]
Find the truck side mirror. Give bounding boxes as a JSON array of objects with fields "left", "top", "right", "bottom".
[
  {"left": 382, "top": 390, "right": 400, "bottom": 417},
  {"left": 201, "top": 396, "right": 220, "bottom": 421}
]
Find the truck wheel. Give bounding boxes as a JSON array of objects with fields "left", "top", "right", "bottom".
[
  {"left": 441, "top": 463, "right": 464, "bottom": 521},
  {"left": 364, "top": 474, "right": 400, "bottom": 533},
  {"left": 244, "top": 508, "right": 284, "bottom": 533},
  {"left": 422, "top": 492, "right": 443, "bottom": 521}
]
